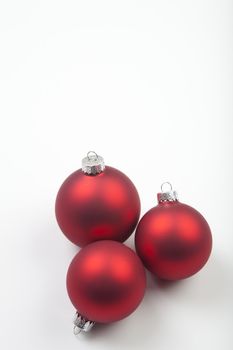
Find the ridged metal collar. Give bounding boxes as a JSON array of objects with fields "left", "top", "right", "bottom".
[
  {"left": 157, "top": 182, "right": 178, "bottom": 203},
  {"left": 73, "top": 312, "right": 95, "bottom": 334},
  {"left": 82, "top": 151, "right": 105, "bottom": 175}
]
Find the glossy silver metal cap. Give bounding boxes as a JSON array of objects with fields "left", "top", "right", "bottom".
[
  {"left": 82, "top": 151, "right": 105, "bottom": 175},
  {"left": 73, "top": 312, "right": 95, "bottom": 334},
  {"left": 157, "top": 182, "right": 178, "bottom": 203}
]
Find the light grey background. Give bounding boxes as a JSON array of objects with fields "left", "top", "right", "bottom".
[{"left": 0, "top": 1, "right": 232, "bottom": 349}]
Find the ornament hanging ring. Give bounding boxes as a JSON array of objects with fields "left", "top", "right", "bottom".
[
  {"left": 161, "top": 182, "right": 173, "bottom": 193},
  {"left": 87, "top": 151, "right": 98, "bottom": 161}
]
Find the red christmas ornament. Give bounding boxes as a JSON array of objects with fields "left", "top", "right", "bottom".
[
  {"left": 135, "top": 183, "right": 212, "bottom": 280},
  {"left": 55, "top": 152, "right": 140, "bottom": 247},
  {"left": 66, "top": 240, "right": 146, "bottom": 332}
]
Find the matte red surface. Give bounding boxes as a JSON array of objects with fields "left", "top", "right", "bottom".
[
  {"left": 55, "top": 166, "right": 140, "bottom": 247},
  {"left": 135, "top": 201, "right": 212, "bottom": 280},
  {"left": 66, "top": 241, "right": 146, "bottom": 323}
]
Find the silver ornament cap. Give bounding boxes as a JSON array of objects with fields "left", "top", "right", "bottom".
[
  {"left": 73, "top": 311, "right": 95, "bottom": 335},
  {"left": 82, "top": 151, "right": 105, "bottom": 175},
  {"left": 157, "top": 182, "right": 178, "bottom": 203}
]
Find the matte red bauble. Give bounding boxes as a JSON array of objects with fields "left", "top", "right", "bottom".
[
  {"left": 55, "top": 152, "right": 140, "bottom": 247},
  {"left": 135, "top": 183, "right": 212, "bottom": 280},
  {"left": 66, "top": 240, "right": 146, "bottom": 332}
]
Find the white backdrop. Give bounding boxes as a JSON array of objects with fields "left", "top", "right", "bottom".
[{"left": 0, "top": 1, "right": 232, "bottom": 350}]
